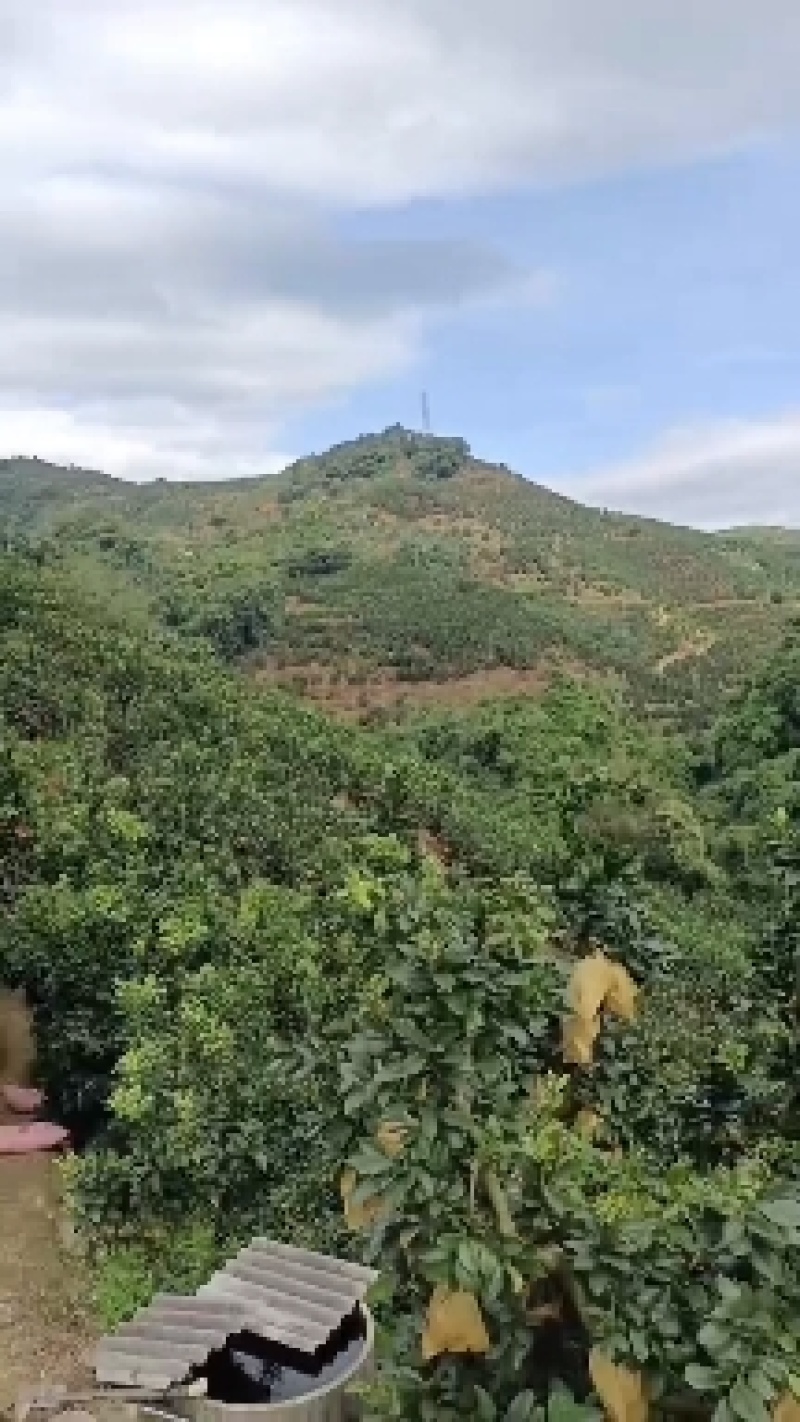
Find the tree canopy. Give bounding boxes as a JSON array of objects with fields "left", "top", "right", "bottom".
[{"left": 0, "top": 463, "right": 796, "bottom": 1422}]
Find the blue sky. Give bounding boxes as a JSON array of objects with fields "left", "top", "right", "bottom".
[
  {"left": 2, "top": 1, "right": 800, "bottom": 525},
  {"left": 290, "top": 143, "right": 800, "bottom": 523}
]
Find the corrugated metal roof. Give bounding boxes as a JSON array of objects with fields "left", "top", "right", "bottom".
[{"left": 94, "top": 1237, "right": 378, "bottom": 1391}]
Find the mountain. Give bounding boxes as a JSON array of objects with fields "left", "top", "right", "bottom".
[{"left": 3, "top": 429, "right": 799, "bottom": 726}]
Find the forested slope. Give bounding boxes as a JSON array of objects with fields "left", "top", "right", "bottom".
[
  {"left": 4, "top": 431, "right": 800, "bottom": 728},
  {"left": 0, "top": 542, "right": 796, "bottom": 1421}
]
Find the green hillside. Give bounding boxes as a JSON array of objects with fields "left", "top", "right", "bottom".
[
  {"left": 0, "top": 456, "right": 122, "bottom": 529},
  {"left": 4, "top": 430, "right": 799, "bottom": 729},
  {"left": 0, "top": 533, "right": 796, "bottom": 1419}
]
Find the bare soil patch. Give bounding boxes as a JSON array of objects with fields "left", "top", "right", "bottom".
[
  {"left": 255, "top": 658, "right": 598, "bottom": 719},
  {"left": 0, "top": 1142, "right": 95, "bottom": 1412}
]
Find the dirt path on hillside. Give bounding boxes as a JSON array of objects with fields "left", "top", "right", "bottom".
[
  {"left": 0, "top": 1103, "right": 96, "bottom": 1414},
  {"left": 655, "top": 630, "right": 716, "bottom": 675}
]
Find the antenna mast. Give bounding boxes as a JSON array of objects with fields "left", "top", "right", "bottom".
[{"left": 421, "top": 390, "right": 431, "bottom": 434}]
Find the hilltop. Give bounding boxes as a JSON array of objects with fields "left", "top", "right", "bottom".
[{"left": 3, "top": 429, "right": 799, "bottom": 726}]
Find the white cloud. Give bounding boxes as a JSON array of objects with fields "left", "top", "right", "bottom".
[
  {"left": 571, "top": 414, "right": 800, "bottom": 528},
  {"left": 0, "top": 294, "right": 421, "bottom": 480},
  {"left": 0, "top": 171, "right": 529, "bottom": 478},
  {"left": 0, "top": 405, "right": 291, "bottom": 482},
  {"left": 1, "top": 0, "right": 799, "bottom": 477},
  {"left": 4, "top": 1, "right": 799, "bottom": 204}
]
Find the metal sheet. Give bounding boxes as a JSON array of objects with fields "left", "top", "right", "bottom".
[{"left": 94, "top": 1239, "right": 378, "bottom": 1391}]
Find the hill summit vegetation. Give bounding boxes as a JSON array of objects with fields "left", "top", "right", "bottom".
[{"left": 0, "top": 432, "right": 797, "bottom": 1421}]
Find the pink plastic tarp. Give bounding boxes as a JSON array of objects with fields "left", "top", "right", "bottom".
[{"left": 0, "top": 1122, "right": 69, "bottom": 1155}]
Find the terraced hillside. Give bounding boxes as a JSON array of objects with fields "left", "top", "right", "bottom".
[{"left": 3, "top": 429, "right": 799, "bottom": 725}]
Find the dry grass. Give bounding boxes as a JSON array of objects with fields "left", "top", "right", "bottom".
[{"left": 255, "top": 657, "right": 596, "bottom": 719}]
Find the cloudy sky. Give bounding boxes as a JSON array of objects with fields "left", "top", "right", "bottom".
[{"left": 3, "top": 1, "right": 800, "bottom": 525}]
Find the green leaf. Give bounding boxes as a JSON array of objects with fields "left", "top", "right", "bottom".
[
  {"left": 474, "top": 1386, "right": 497, "bottom": 1421},
  {"left": 548, "top": 1384, "right": 601, "bottom": 1422},
  {"left": 504, "top": 1392, "right": 541, "bottom": 1422},
  {"left": 376, "top": 1054, "right": 426, "bottom": 1084},
  {"left": 349, "top": 1146, "right": 393, "bottom": 1177},
  {"left": 759, "top": 1199, "right": 800, "bottom": 1232},
  {"left": 750, "top": 1250, "right": 783, "bottom": 1285},
  {"left": 630, "top": 1331, "right": 649, "bottom": 1364},
  {"left": 717, "top": 1278, "right": 744, "bottom": 1304},
  {"left": 729, "top": 1382, "right": 771, "bottom": 1422},
  {"left": 747, "top": 1372, "right": 777, "bottom": 1404},
  {"left": 685, "top": 1366, "right": 723, "bottom": 1392},
  {"left": 699, "top": 1323, "right": 731, "bottom": 1354}
]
